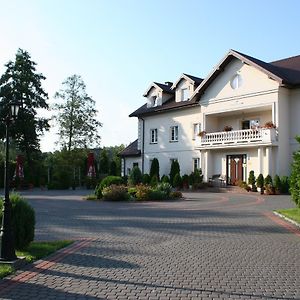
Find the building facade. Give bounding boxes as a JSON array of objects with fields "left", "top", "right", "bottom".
[{"left": 120, "top": 50, "right": 300, "bottom": 184}]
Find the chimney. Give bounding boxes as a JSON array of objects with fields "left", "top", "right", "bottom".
[{"left": 165, "top": 81, "right": 173, "bottom": 87}]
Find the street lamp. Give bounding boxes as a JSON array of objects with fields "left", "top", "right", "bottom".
[{"left": 0, "top": 99, "right": 21, "bottom": 262}]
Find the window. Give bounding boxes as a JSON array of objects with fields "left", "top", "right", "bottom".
[
  {"left": 242, "top": 119, "right": 260, "bottom": 130},
  {"left": 152, "top": 96, "right": 158, "bottom": 107},
  {"left": 193, "top": 123, "right": 201, "bottom": 140},
  {"left": 150, "top": 129, "right": 158, "bottom": 143},
  {"left": 127, "top": 168, "right": 131, "bottom": 175},
  {"left": 170, "top": 126, "right": 178, "bottom": 142},
  {"left": 230, "top": 74, "right": 243, "bottom": 89},
  {"left": 193, "top": 158, "right": 200, "bottom": 172},
  {"left": 181, "top": 88, "right": 189, "bottom": 101}
]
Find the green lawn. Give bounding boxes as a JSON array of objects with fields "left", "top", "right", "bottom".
[
  {"left": 276, "top": 208, "right": 300, "bottom": 224},
  {"left": 0, "top": 240, "right": 72, "bottom": 279}
]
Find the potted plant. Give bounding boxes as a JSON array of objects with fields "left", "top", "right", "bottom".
[
  {"left": 198, "top": 131, "right": 206, "bottom": 138},
  {"left": 223, "top": 125, "right": 233, "bottom": 132},
  {"left": 263, "top": 121, "right": 276, "bottom": 129}
]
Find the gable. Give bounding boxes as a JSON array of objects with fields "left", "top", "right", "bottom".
[{"left": 199, "top": 58, "right": 279, "bottom": 104}]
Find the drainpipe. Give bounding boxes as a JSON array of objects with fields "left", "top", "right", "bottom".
[{"left": 140, "top": 118, "right": 145, "bottom": 174}]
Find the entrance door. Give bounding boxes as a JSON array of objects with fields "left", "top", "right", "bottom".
[{"left": 226, "top": 154, "right": 246, "bottom": 185}]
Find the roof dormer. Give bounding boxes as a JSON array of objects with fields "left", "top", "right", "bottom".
[
  {"left": 143, "top": 82, "right": 174, "bottom": 108},
  {"left": 171, "top": 73, "right": 203, "bottom": 103}
]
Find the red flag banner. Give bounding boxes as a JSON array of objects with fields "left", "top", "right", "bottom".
[{"left": 87, "top": 153, "right": 96, "bottom": 178}]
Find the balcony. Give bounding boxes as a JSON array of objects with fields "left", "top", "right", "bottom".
[{"left": 196, "top": 128, "right": 278, "bottom": 149}]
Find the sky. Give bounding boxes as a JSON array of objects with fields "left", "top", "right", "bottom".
[{"left": 0, "top": 0, "right": 300, "bottom": 152}]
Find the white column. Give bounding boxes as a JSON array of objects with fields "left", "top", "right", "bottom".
[
  {"left": 257, "top": 146, "right": 263, "bottom": 175},
  {"left": 203, "top": 150, "right": 212, "bottom": 182},
  {"left": 266, "top": 146, "right": 272, "bottom": 176}
]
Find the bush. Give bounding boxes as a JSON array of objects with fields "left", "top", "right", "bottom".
[
  {"left": 142, "top": 174, "right": 151, "bottom": 185},
  {"left": 170, "top": 160, "right": 180, "bottom": 186},
  {"left": 264, "top": 175, "right": 273, "bottom": 187},
  {"left": 173, "top": 173, "right": 182, "bottom": 189},
  {"left": 128, "top": 187, "right": 137, "bottom": 197},
  {"left": 182, "top": 174, "right": 189, "bottom": 188},
  {"left": 273, "top": 175, "right": 281, "bottom": 194},
  {"left": 135, "top": 184, "right": 152, "bottom": 200},
  {"left": 170, "top": 191, "right": 183, "bottom": 199},
  {"left": 0, "top": 193, "right": 35, "bottom": 250},
  {"left": 149, "top": 190, "right": 168, "bottom": 200},
  {"left": 280, "top": 176, "right": 290, "bottom": 194},
  {"left": 155, "top": 182, "right": 172, "bottom": 196},
  {"left": 85, "top": 194, "right": 98, "bottom": 201},
  {"left": 102, "top": 185, "right": 129, "bottom": 201},
  {"left": 109, "top": 160, "right": 117, "bottom": 176},
  {"left": 150, "top": 158, "right": 160, "bottom": 180},
  {"left": 161, "top": 175, "right": 170, "bottom": 184},
  {"left": 95, "top": 176, "right": 123, "bottom": 199},
  {"left": 248, "top": 170, "right": 256, "bottom": 191},
  {"left": 265, "top": 183, "right": 275, "bottom": 195},
  {"left": 128, "top": 166, "right": 142, "bottom": 186},
  {"left": 256, "top": 174, "right": 264, "bottom": 188},
  {"left": 150, "top": 175, "right": 158, "bottom": 187}
]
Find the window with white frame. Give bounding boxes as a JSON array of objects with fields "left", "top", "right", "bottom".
[
  {"left": 193, "top": 123, "right": 201, "bottom": 140},
  {"left": 152, "top": 96, "right": 158, "bottom": 107},
  {"left": 170, "top": 158, "right": 178, "bottom": 165},
  {"left": 193, "top": 158, "right": 200, "bottom": 172},
  {"left": 170, "top": 126, "right": 178, "bottom": 142},
  {"left": 150, "top": 129, "right": 158, "bottom": 143},
  {"left": 181, "top": 88, "right": 189, "bottom": 101}
]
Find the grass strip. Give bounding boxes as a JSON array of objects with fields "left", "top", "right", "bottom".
[
  {"left": 276, "top": 208, "right": 300, "bottom": 224},
  {"left": 0, "top": 240, "right": 73, "bottom": 279}
]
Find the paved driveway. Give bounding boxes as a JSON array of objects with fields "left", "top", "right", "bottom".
[{"left": 0, "top": 190, "right": 299, "bottom": 300}]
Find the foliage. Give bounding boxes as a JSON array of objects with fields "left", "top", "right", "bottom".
[
  {"left": 248, "top": 170, "right": 256, "bottom": 185},
  {"left": 161, "top": 175, "right": 170, "bottom": 184},
  {"left": 173, "top": 173, "right": 182, "bottom": 189},
  {"left": 264, "top": 174, "right": 273, "bottom": 187},
  {"left": 150, "top": 175, "right": 158, "bottom": 187},
  {"left": 85, "top": 176, "right": 98, "bottom": 189},
  {"left": 170, "top": 160, "right": 180, "bottom": 187},
  {"left": 155, "top": 182, "right": 172, "bottom": 196},
  {"left": 142, "top": 174, "right": 151, "bottom": 184},
  {"left": 0, "top": 49, "right": 50, "bottom": 162},
  {"left": 280, "top": 176, "right": 290, "bottom": 194},
  {"left": 95, "top": 176, "right": 123, "bottom": 199},
  {"left": 273, "top": 175, "right": 281, "bottom": 193},
  {"left": 85, "top": 194, "right": 98, "bottom": 201},
  {"left": 53, "top": 74, "right": 102, "bottom": 150},
  {"left": 149, "top": 158, "right": 160, "bottom": 180},
  {"left": 170, "top": 191, "right": 183, "bottom": 199},
  {"left": 182, "top": 174, "right": 189, "bottom": 188},
  {"left": 128, "top": 187, "right": 137, "bottom": 197},
  {"left": 290, "top": 137, "right": 300, "bottom": 206},
  {"left": 99, "top": 149, "right": 109, "bottom": 174},
  {"left": 0, "top": 193, "right": 35, "bottom": 250},
  {"left": 102, "top": 185, "right": 129, "bottom": 201},
  {"left": 128, "top": 166, "right": 142, "bottom": 186},
  {"left": 256, "top": 174, "right": 264, "bottom": 188},
  {"left": 0, "top": 265, "right": 13, "bottom": 279},
  {"left": 265, "top": 183, "right": 275, "bottom": 195},
  {"left": 135, "top": 184, "right": 152, "bottom": 200},
  {"left": 109, "top": 160, "right": 117, "bottom": 176},
  {"left": 188, "top": 169, "right": 203, "bottom": 189}
]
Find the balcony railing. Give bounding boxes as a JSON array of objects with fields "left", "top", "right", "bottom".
[{"left": 197, "top": 128, "right": 277, "bottom": 148}]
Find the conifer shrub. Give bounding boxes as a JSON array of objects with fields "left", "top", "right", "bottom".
[
  {"left": 173, "top": 173, "right": 182, "bottom": 189},
  {"left": 264, "top": 174, "right": 273, "bottom": 187},
  {"left": 161, "top": 175, "right": 170, "bottom": 183},
  {"left": 248, "top": 170, "right": 256, "bottom": 191},
  {"left": 290, "top": 137, "right": 300, "bottom": 205},
  {"left": 170, "top": 160, "right": 180, "bottom": 187},
  {"left": 150, "top": 158, "right": 160, "bottom": 180},
  {"left": 280, "top": 176, "right": 290, "bottom": 194},
  {"left": 256, "top": 174, "right": 264, "bottom": 194},
  {"left": 0, "top": 193, "right": 35, "bottom": 250},
  {"left": 273, "top": 175, "right": 281, "bottom": 194},
  {"left": 150, "top": 175, "right": 158, "bottom": 187},
  {"left": 128, "top": 166, "right": 142, "bottom": 186},
  {"left": 142, "top": 174, "right": 151, "bottom": 185},
  {"left": 182, "top": 174, "right": 189, "bottom": 188}
]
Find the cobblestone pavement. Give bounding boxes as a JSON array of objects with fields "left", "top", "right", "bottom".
[{"left": 0, "top": 190, "right": 300, "bottom": 300}]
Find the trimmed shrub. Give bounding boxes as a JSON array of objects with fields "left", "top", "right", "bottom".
[
  {"left": 256, "top": 174, "right": 264, "bottom": 194},
  {"left": 95, "top": 176, "right": 123, "bottom": 199},
  {"left": 0, "top": 193, "right": 35, "bottom": 250},
  {"left": 135, "top": 184, "right": 152, "bottom": 200},
  {"left": 150, "top": 175, "right": 158, "bottom": 187},
  {"left": 273, "top": 175, "right": 281, "bottom": 194},
  {"left": 170, "top": 191, "right": 183, "bottom": 199},
  {"left": 149, "top": 190, "right": 168, "bottom": 200},
  {"left": 170, "top": 160, "right": 180, "bottom": 187},
  {"left": 161, "top": 175, "right": 170, "bottom": 184},
  {"left": 150, "top": 158, "right": 160, "bottom": 180},
  {"left": 128, "top": 166, "right": 142, "bottom": 186},
  {"left": 142, "top": 174, "right": 151, "bottom": 185},
  {"left": 248, "top": 170, "right": 256, "bottom": 191},
  {"left": 280, "top": 176, "right": 290, "bottom": 194},
  {"left": 264, "top": 175, "right": 273, "bottom": 187},
  {"left": 173, "top": 173, "right": 182, "bottom": 189},
  {"left": 155, "top": 182, "right": 172, "bottom": 197},
  {"left": 102, "top": 185, "right": 129, "bottom": 201}
]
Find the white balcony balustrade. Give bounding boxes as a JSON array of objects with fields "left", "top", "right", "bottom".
[{"left": 197, "top": 128, "right": 277, "bottom": 148}]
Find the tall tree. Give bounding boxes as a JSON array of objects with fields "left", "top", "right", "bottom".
[
  {"left": 53, "top": 75, "right": 102, "bottom": 151},
  {"left": 0, "top": 49, "right": 50, "bottom": 162}
]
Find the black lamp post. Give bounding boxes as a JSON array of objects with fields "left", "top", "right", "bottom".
[{"left": 0, "top": 99, "right": 21, "bottom": 262}]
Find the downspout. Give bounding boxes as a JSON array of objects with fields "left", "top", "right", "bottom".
[{"left": 140, "top": 117, "right": 145, "bottom": 174}]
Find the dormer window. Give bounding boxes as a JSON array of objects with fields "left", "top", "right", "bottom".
[
  {"left": 181, "top": 88, "right": 189, "bottom": 101},
  {"left": 152, "top": 96, "right": 158, "bottom": 107}
]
